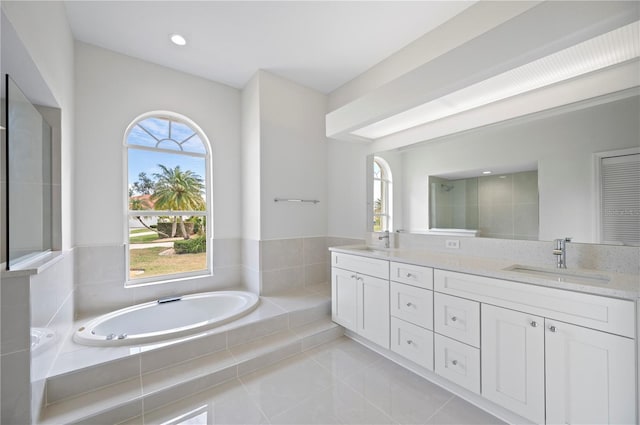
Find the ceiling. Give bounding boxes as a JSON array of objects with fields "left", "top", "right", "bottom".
[{"left": 63, "top": 1, "right": 475, "bottom": 94}]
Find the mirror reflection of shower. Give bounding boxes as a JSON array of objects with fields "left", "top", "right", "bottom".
[{"left": 429, "top": 170, "right": 539, "bottom": 240}]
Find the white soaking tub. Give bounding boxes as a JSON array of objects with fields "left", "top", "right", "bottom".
[{"left": 73, "top": 291, "right": 259, "bottom": 346}]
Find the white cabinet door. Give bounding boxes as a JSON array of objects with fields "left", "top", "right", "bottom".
[
  {"left": 331, "top": 267, "right": 357, "bottom": 331},
  {"left": 546, "top": 320, "right": 636, "bottom": 425},
  {"left": 481, "top": 304, "right": 545, "bottom": 424},
  {"left": 358, "top": 274, "right": 390, "bottom": 349}
]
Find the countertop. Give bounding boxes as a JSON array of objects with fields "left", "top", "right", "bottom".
[{"left": 330, "top": 245, "right": 640, "bottom": 300}]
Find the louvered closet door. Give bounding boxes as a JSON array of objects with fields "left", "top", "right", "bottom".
[{"left": 601, "top": 153, "right": 639, "bottom": 245}]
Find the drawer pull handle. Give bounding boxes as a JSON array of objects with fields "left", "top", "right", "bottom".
[
  {"left": 530, "top": 321, "right": 538, "bottom": 328},
  {"left": 451, "top": 360, "right": 458, "bottom": 366},
  {"left": 407, "top": 340, "right": 413, "bottom": 345},
  {"left": 450, "top": 316, "right": 457, "bottom": 322},
  {"left": 406, "top": 302, "right": 413, "bottom": 307},
  {"left": 549, "top": 325, "right": 557, "bottom": 333}
]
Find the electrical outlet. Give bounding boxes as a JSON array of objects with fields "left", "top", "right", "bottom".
[{"left": 445, "top": 239, "right": 460, "bottom": 249}]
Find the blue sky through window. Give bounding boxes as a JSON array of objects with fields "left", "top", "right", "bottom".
[
  {"left": 128, "top": 149, "right": 206, "bottom": 192},
  {"left": 127, "top": 117, "right": 207, "bottom": 198}
]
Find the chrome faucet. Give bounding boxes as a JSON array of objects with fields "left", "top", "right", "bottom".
[
  {"left": 552, "top": 237, "right": 571, "bottom": 268},
  {"left": 378, "top": 230, "right": 390, "bottom": 248}
]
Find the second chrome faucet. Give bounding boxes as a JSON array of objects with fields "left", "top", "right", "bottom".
[
  {"left": 378, "top": 230, "right": 390, "bottom": 248},
  {"left": 552, "top": 237, "right": 572, "bottom": 268}
]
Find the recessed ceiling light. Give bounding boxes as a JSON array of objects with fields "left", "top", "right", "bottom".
[
  {"left": 482, "top": 171, "right": 492, "bottom": 175},
  {"left": 170, "top": 34, "right": 187, "bottom": 46}
]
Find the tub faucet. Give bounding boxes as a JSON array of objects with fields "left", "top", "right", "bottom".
[
  {"left": 378, "top": 230, "right": 390, "bottom": 248},
  {"left": 552, "top": 237, "right": 571, "bottom": 268}
]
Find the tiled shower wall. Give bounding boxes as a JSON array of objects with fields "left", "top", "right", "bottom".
[{"left": 1, "top": 250, "right": 75, "bottom": 425}]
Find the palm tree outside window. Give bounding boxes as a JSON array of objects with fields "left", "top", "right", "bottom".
[
  {"left": 125, "top": 113, "right": 211, "bottom": 284},
  {"left": 373, "top": 157, "right": 393, "bottom": 232}
]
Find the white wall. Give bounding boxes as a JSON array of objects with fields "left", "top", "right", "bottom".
[
  {"left": 259, "top": 71, "right": 328, "bottom": 240},
  {"left": 241, "top": 73, "right": 261, "bottom": 241},
  {"left": 2, "top": 0, "right": 75, "bottom": 250},
  {"left": 74, "top": 42, "right": 242, "bottom": 245}
]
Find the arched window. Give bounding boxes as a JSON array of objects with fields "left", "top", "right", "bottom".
[
  {"left": 125, "top": 112, "right": 211, "bottom": 284},
  {"left": 373, "top": 157, "right": 393, "bottom": 232}
]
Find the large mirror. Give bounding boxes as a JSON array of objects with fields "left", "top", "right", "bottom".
[{"left": 371, "top": 90, "right": 640, "bottom": 245}]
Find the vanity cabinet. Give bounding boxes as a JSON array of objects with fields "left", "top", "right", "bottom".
[
  {"left": 545, "top": 319, "right": 636, "bottom": 425},
  {"left": 389, "top": 263, "right": 434, "bottom": 370},
  {"left": 331, "top": 253, "right": 390, "bottom": 348},
  {"left": 331, "top": 267, "right": 358, "bottom": 330},
  {"left": 436, "top": 269, "right": 637, "bottom": 424},
  {"left": 433, "top": 292, "right": 481, "bottom": 393},
  {"left": 330, "top": 250, "right": 637, "bottom": 424},
  {"left": 481, "top": 304, "right": 545, "bottom": 424}
]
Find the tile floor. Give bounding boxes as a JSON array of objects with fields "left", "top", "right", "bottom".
[{"left": 124, "top": 337, "right": 505, "bottom": 425}]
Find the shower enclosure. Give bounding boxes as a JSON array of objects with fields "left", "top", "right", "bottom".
[{"left": 4, "top": 74, "right": 54, "bottom": 268}]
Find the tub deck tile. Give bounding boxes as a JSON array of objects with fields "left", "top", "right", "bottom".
[{"left": 40, "top": 289, "right": 337, "bottom": 424}]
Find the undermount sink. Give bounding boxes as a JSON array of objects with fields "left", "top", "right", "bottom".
[
  {"left": 348, "top": 245, "right": 395, "bottom": 253},
  {"left": 505, "top": 264, "right": 610, "bottom": 285}
]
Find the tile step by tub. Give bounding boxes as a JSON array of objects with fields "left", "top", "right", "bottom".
[{"left": 39, "top": 318, "right": 343, "bottom": 425}]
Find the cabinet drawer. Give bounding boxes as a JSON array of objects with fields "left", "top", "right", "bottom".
[
  {"left": 390, "top": 262, "right": 433, "bottom": 289},
  {"left": 434, "top": 334, "right": 480, "bottom": 394},
  {"left": 435, "top": 269, "right": 635, "bottom": 338},
  {"left": 332, "top": 252, "right": 389, "bottom": 279},
  {"left": 390, "top": 282, "right": 433, "bottom": 330},
  {"left": 434, "top": 292, "right": 480, "bottom": 347},
  {"left": 390, "top": 317, "right": 434, "bottom": 371}
]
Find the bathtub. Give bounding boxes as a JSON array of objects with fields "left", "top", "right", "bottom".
[{"left": 73, "top": 291, "right": 259, "bottom": 346}]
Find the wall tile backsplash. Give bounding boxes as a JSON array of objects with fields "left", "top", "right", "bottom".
[
  {"left": 259, "top": 237, "right": 330, "bottom": 295},
  {"left": 387, "top": 232, "right": 640, "bottom": 275},
  {"left": 74, "top": 238, "right": 243, "bottom": 318}
]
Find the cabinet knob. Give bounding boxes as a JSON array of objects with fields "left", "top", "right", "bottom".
[
  {"left": 450, "top": 316, "right": 457, "bottom": 322},
  {"left": 549, "top": 325, "right": 557, "bottom": 333},
  {"left": 406, "top": 302, "right": 413, "bottom": 307},
  {"left": 406, "top": 340, "right": 413, "bottom": 345},
  {"left": 451, "top": 360, "right": 458, "bottom": 366},
  {"left": 350, "top": 274, "right": 357, "bottom": 279},
  {"left": 530, "top": 321, "right": 538, "bottom": 327},
  {"left": 406, "top": 272, "right": 413, "bottom": 278}
]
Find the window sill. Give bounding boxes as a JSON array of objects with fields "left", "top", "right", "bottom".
[{"left": 2, "top": 250, "right": 70, "bottom": 278}]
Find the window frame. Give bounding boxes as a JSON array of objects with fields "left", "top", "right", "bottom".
[
  {"left": 373, "top": 156, "right": 393, "bottom": 232},
  {"left": 124, "top": 111, "right": 213, "bottom": 286}
]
